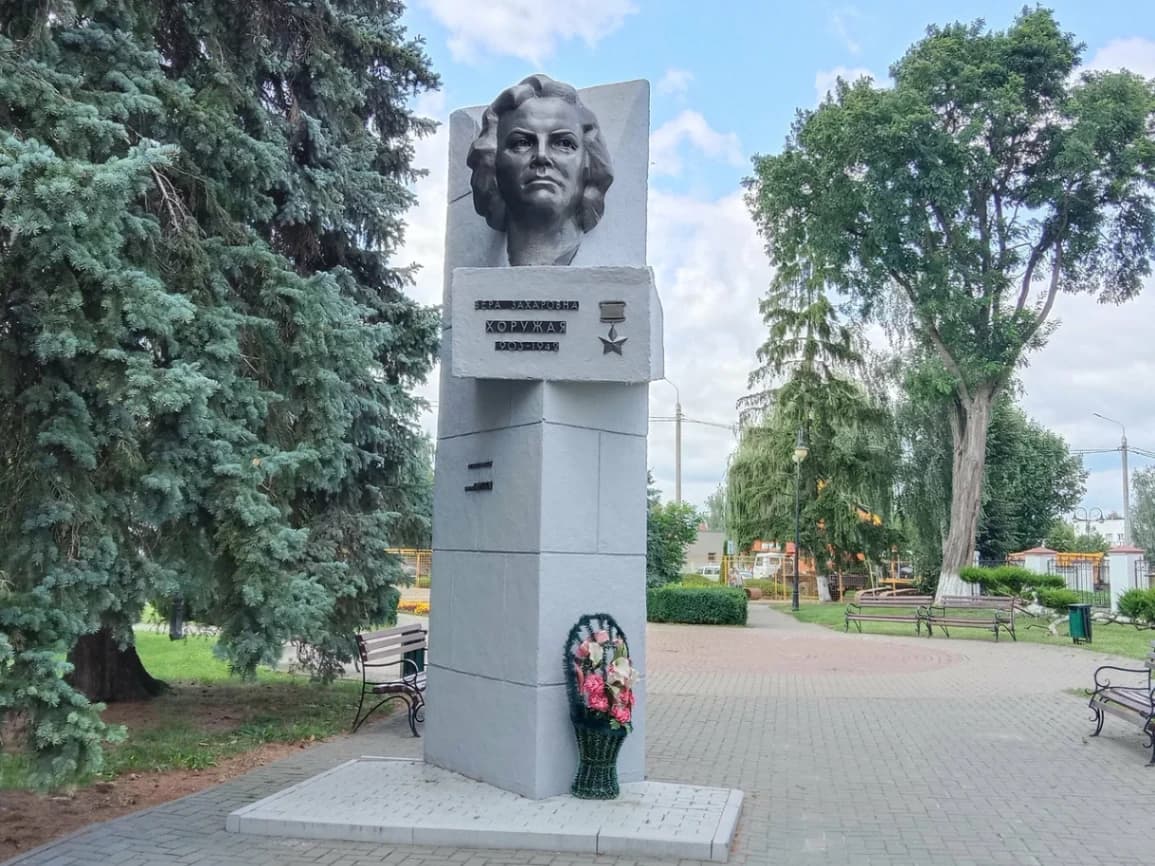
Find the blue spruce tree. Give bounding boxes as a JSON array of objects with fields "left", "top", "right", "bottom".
[{"left": 0, "top": 0, "right": 439, "bottom": 786}]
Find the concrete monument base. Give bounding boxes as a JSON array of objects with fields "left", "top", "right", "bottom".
[{"left": 226, "top": 757, "right": 742, "bottom": 862}]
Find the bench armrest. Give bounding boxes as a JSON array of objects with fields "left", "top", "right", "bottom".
[{"left": 1092, "top": 664, "right": 1152, "bottom": 691}]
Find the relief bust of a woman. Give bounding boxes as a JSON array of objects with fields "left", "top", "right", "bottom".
[{"left": 467, "top": 75, "right": 614, "bottom": 267}]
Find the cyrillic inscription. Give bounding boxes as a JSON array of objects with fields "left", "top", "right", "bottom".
[
  {"left": 474, "top": 300, "right": 580, "bottom": 311},
  {"left": 485, "top": 320, "right": 567, "bottom": 335}
]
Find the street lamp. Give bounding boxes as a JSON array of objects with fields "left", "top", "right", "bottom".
[
  {"left": 1073, "top": 506, "right": 1104, "bottom": 536},
  {"left": 1092, "top": 413, "right": 1130, "bottom": 545},
  {"left": 792, "top": 428, "right": 809, "bottom": 611}
]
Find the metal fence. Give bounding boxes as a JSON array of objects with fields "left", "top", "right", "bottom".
[
  {"left": 1047, "top": 556, "right": 1110, "bottom": 608},
  {"left": 386, "top": 548, "right": 432, "bottom": 587}
]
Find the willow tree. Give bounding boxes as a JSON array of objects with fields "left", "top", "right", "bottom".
[
  {"left": 728, "top": 267, "right": 899, "bottom": 585},
  {"left": 1, "top": 1, "right": 438, "bottom": 786},
  {"left": 747, "top": 9, "right": 1155, "bottom": 598}
]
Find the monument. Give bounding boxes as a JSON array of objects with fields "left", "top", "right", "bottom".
[
  {"left": 228, "top": 75, "right": 742, "bottom": 861},
  {"left": 425, "top": 75, "right": 661, "bottom": 799}
]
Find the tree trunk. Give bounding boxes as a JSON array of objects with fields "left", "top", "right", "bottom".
[
  {"left": 936, "top": 386, "right": 996, "bottom": 602},
  {"left": 67, "top": 627, "right": 169, "bottom": 702}
]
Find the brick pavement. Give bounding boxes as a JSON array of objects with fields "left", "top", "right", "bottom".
[{"left": 7, "top": 605, "right": 1152, "bottom": 866}]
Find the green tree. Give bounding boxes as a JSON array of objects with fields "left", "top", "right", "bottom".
[
  {"left": 728, "top": 269, "right": 900, "bottom": 580},
  {"left": 976, "top": 397, "right": 1085, "bottom": 560},
  {"left": 1073, "top": 532, "right": 1112, "bottom": 555},
  {"left": 1133, "top": 467, "right": 1155, "bottom": 555},
  {"left": 1, "top": 1, "right": 438, "bottom": 786},
  {"left": 702, "top": 484, "right": 727, "bottom": 532},
  {"left": 1045, "top": 520, "right": 1078, "bottom": 553},
  {"left": 746, "top": 9, "right": 1155, "bottom": 600},
  {"left": 898, "top": 370, "right": 1085, "bottom": 572},
  {"left": 646, "top": 500, "right": 701, "bottom": 588}
]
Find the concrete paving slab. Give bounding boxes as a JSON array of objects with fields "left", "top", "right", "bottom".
[{"left": 226, "top": 756, "right": 740, "bottom": 862}]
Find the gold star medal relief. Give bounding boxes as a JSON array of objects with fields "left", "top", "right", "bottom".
[{"left": 599, "top": 300, "right": 627, "bottom": 354}]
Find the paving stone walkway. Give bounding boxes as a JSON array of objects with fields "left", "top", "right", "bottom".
[{"left": 8, "top": 605, "right": 1153, "bottom": 866}]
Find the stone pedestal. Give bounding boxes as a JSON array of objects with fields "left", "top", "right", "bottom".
[{"left": 425, "top": 80, "right": 655, "bottom": 799}]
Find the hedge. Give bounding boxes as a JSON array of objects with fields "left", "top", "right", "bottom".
[
  {"left": 646, "top": 586, "right": 747, "bottom": 625},
  {"left": 1118, "top": 588, "right": 1155, "bottom": 624}
]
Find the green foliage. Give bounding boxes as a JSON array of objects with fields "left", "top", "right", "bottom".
[
  {"left": 0, "top": 1, "right": 438, "bottom": 785},
  {"left": 747, "top": 8, "right": 1155, "bottom": 577},
  {"left": 677, "top": 574, "right": 718, "bottom": 587},
  {"left": 960, "top": 566, "right": 1068, "bottom": 607},
  {"left": 1035, "top": 588, "right": 1080, "bottom": 610},
  {"left": 702, "top": 485, "right": 727, "bottom": 532},
  {"left": 1118, "top": 588, "right": 1155, "bottom": 625},
  {"left": 646, "top": 587, "right": 747, "bottom": 625},
  {"left": 898, "top": 381, "right": 1085, "bottom": 576},
  {"left": 1133, "top": 467, "right": 1155, "bottom": 555},
  {"left": 976, "top": 399, "right": 1086, "bottom": 560},
  {"left": 1073, "top": 532, "right": 1111, "bottom": 555},
  {"left": 729, "top": 268, "right": 900, "bottom": 577},
  {"left": 1045, "top": 521, "right": 1078, "bottom": 553},
  {"left": 646, "top": 500, "right": 701, "bottom": 588}
]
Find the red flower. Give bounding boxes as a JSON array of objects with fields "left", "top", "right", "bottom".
[
  {"left": 582, "top": 673, "right": 605, "bottom": 698},
  {"left": 611, "top": 705, "right": 631, "bottom": 725},
  {"left": 619, "top": 688, "right": 635, "bottom": 708},
  {"left": 588, "top": 692, "right": 610, "bottom": 713}
]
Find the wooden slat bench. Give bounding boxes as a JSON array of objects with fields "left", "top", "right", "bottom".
[
  {"left": 921, "top": 595, "right": 1017, "bottom": 641},
  {"left": 1088, "top": 641, "right": 1155, "bottom": 764},
  {"left": 351, "top": 623, "right": 427, "bottom": 736},
  {"left": 845, "top": 588, "right": 935, "bottom": 634}
]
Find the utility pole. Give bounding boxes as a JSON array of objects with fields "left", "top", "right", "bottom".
[
  {"left": 1094, "top": 413, "right": 1131, "bottom": 545},
  {"left": 675, "top": 397, "right": 682, "bottom": 504}
]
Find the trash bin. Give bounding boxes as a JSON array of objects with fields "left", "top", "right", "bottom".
[{"left": 1068, "top": 603, "right": 1092, "bottom": 645}]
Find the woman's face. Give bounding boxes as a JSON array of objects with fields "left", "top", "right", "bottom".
[{"left": 495, "top": 96, "right": 586, "bottom": 224}]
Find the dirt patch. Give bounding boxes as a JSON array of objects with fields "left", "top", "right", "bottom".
[{"left": 0, "top": 740, "right": 304, "bottom": 861}]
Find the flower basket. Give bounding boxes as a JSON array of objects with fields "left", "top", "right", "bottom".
[
  {"left": 563, "top": 613, "right": 639, "bottom": 800},
  {"left": 571, "top": 719, "right": 628, "bottom": 799}
]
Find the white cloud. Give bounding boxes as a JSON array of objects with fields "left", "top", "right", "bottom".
[
  {"left": 645, "top": 190, "right": 771, "bottom": 506},
  {"left": 1018, "top": 286, "right": 1155, "bottom": 514},
  {"left": 813, "top": 65, "right": 875, "bottom": 103},
  {"left": 1084, "top": 37, "right": 1155, "bottom": 79},
  {"left": 829, "top": 6, "right": 864, "bottom": 55},
  {"left": 649, "top": 110, "right": 744, "bottom": 178},
  {"left": 657, "top": 67, "right": 694, "bottom": 97},
  {"left": 417, "top": 0, "right": 637, "bottom": 64}
]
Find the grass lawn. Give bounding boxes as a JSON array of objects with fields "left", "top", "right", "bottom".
[
  {"left": 1, "top": 630, "right": 364, "bottom": 790},
  {"left": 784, "top": 600, "right": 1155, "bottom": 659}
]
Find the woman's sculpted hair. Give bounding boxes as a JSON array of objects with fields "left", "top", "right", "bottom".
[{"left": 467, "top": 74, "right": 614, "bottom": 233}]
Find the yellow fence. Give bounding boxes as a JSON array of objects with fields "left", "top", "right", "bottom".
[{"left": 386, "top": 548, "right": 432, "bottom": 587}]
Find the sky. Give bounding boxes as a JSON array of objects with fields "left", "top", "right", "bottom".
[{"left": 394, "top": 0, "right": 1155, "bottom": 519}]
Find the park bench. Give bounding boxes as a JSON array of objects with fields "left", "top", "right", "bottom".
[
  {"left": 1088, "top": 640, "right": 1155, "bottom": 765},
  {"left": 845, "top": 588, "right": 935, "bottom": 634},
  {"left": 921, "top": 595, "right": 1017, "bottom": 641},
  {"left": 351, "top": 623, "right": 427, "bottom": 736}
]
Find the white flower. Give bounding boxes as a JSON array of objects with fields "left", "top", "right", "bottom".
[
  {"left": 607, "top": 657, "right": 634, "bottom": 686},
  {"left": 587, "top": 641, "right": 604, "bottom": 666}
]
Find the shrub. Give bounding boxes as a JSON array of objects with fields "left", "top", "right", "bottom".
[
  {"left": 1035, "top": 588, "right": 1080, "bottom": 610},
  {"left": 646, "top": 586, "right": 747, "bottom": 625},
  {"left": 959, "top": 565, "right": 1035, "bottom": 595},
  {"left": 677, "top": 574, "right": 718, "bottom": 587},
  {"left": 1118, "top": 588, "right": 1155, "bottom": 624}
]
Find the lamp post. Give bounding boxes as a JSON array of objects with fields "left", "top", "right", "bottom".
[
  {"left": 792, "top": 428, "right": 809, "bottom": 611},
  {"left": 1093, "top": 413, "right": 1130, "bottom": 545},
  {"left": 1073, "top": 506, "right": 1104, "bottom": 536}
]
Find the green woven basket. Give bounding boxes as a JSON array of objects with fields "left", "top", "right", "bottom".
[{"left": 571, "top": 723, "right": 628, "bottom": 799}]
